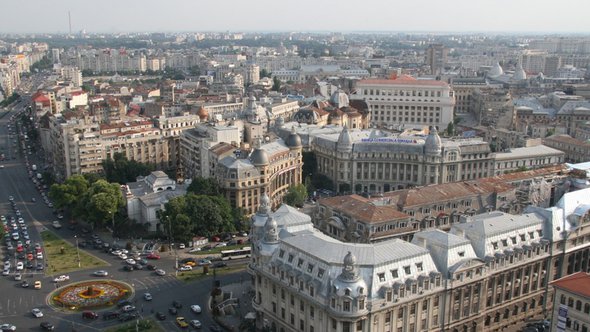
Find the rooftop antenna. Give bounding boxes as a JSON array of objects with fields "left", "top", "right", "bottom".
[{"left": 68, "top": 11, "right": 72, "bottom": 36}]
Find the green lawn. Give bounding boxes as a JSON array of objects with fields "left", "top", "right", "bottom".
[
  {"left": 175, "top": 265, "right": 246, "bottom": 283},
  {"left": 40, "top": 231, "right": 109, "bottom": 275},
  {"left": 104, "top": 319, "right": 164, "bottom": 332}
]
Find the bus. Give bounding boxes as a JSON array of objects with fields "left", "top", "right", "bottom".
[{"left": 220, "top": 247, "right": 251, "bottom": 260}]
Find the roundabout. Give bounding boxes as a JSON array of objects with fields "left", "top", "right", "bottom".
[{"left": 48, "top": 279, "right": 134, "bottom": 311}]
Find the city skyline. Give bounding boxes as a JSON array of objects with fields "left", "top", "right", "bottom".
[{"left": 2, "top": 0, "right": 590, "bottom": 34}]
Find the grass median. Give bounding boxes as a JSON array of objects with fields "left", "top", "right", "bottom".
[
  {"left": 104, "top": 319, "right": 164, "bottom": 332},
  {"left": 40, "top": 230, "right": 109, "bottom": 275},
  {"left": 175, "top": 264, "right": 246, "bottom": 283}
]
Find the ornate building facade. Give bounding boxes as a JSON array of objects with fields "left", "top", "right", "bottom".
[
  {"left": 248, "top": 188, "right": 590, "bottom": 332},
  {"left": 216, "top": 129, "right": 303, "bottom": 215}
]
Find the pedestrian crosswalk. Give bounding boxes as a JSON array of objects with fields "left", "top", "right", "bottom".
[{"left": 128, "top": 275, "right": 182, "bottom": 293}]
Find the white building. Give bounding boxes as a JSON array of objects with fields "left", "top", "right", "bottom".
[
  {"left": 124, "top": 171, "right": 187, "bottom": 232},
  {"left": 353, "top": 75, "right": 456, "bottom": 130}
]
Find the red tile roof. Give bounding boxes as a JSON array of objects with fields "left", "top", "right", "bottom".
[
  {"left": 319, "top": 195, "right": 409, "bottom": 223},
  {"left": 551, "top": 272, "right": 590, "bottom": 299}
]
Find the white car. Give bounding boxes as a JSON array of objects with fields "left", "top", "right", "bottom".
[
  {"left": 2, "top": 269, "right": 9, "bottom": 276},
  {"left": 155, "top": 269, "right": 166, "bottom": 276},
  {"left": 14, "top": 274, "right": 22, "bottom": 281},
  {"left": 53, "top": 275, "right": 70, "bottom": 282},
  {"left": 179, "top": 265, "right": 192, "bottom": 271},
  {"left": 119, "top": 254, "right": 128, "bottom": 260},
  {"left": 51, "top": 221, "right": 61, "bottom": 229},
  {"left": 144, "top": 293, "right": 153, "bottom": 301},
  {"left": 3, "top": 261, "right": 10, "bottom": 269},
  {"left": 111, "top": 250, "right": 122, "bottom": 256},
  {"left": 32, "top": 308, "right": 43, "bottom": 318},
  {"left": 179, "top": 243, "right": 186, "bottom": 249},
  {"left": 188, "top": 247, "right": 201, "bottom": 253},
  {"left": 190, "top": 304, "right": 202, "bottom": 314},
  {"left": 36, "top": 253, "right": 43, "bottom": 260},
  {"left": 16, "top": 262, "right": 23, "bottom": 270},
  {"left": 0, "top": 324, "right": 16, "bottom": 331},
  {"left": 93, "top": 270, "right": 108, "bottom": 277},
  {"left": 125, "top": 259, "right": 136, "bottom": 265}
]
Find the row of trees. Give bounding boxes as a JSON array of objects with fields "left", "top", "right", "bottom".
[{"left": 48, "top": 175, "right": 125, "bottom": 230}]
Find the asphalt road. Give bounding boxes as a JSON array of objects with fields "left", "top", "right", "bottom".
[{"left": 0, "top": 102, "right": 249, "bottom": 331}]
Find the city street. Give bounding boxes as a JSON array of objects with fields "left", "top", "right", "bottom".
[{"left": 0, "top": 102, "right": 246, "bottom": 331}]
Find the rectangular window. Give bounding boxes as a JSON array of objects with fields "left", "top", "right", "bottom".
[
  {"left": 378, "top": 273, "right": 386, "bottom": 282},
  {"left": 404, "top": 266, "right": 411, "bottom": 274},
  {"left": 391, "top": 269, "right": 399, "bottom": 278}
]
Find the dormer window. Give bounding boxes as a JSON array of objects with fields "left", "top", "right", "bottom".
[
  {"left": 511, "top": 237, "right": 517, "bottom": 245},
  {"left": 537, "top": 230, "right": 543, "bottom": 237},
  {"left": 528, "top": 232, "right": 535, "bottom": 239},
  {"left": 501, "top": 239, "right": 508, "bottom": 247},
  {"left": 404, "top": 266, "right": 411, "bottom": 274},
  {"left": 279, "top": 249, "right": 285, "bottom": 258},
  {"left": 318, "top": 268, "right": 325, "bottom": 278},
  {"left": 391, "top": 269, "right": 399, "bottom": 278},
  {"left": 458, "top": 251, "right": 465, "bottom": 257},
  {"left": 288, "top": 254, "right": 294, "bottom": 263},
  {"left": 519, "top": 234, "right": 526, "bottom": 241},
  {"left": 416, "top": 262, "right": 423, "bottom": 272},
  {"left": 307, "top": 264, "right": 314, "bottom": 273},
  {"left": 492, "top": 242, "right": 499, "bottom": 250},
  {"left": 378, "top": 273, "right": 386, "bottom": 282},
  {"left": 297, "top": 259, "right": 304, "bottom": 268}
]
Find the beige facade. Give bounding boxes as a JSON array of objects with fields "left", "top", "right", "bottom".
[
  {"left": 492, "top": 145, "right": 565, "bottom": 175},
  {"left": 543, "top": 135, "right": 590, "bottom": 164},
  {"left": 216, "top": 134, "right": 303, "bottom": 215},
  {"left": 353, "top": 76, "right": 455, "bottom": 130},
  {"left": 551, "top": 272, "right": 590, "bottom": 332}
]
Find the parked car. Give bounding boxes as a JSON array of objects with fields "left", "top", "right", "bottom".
[
  {"left": 146, "top": 264, "right": 157, "bottom": 271},
  {"left": 144, "top": 293, "right": 153, "bottom": 301},
  {"left": 155, "top": 269, "right": 166, "bottom": 276},
  {"left": 121, "top": 305, "right": 136, "bottom": 312},
  {"left": 34, "top": 281, "right": 42, "bottom": 289},
  {"left": 190, "top": 320, "right": 202, "bottom": 329},
  {"left": 21, "top": 280, "right": 29, "bottom": 288},
  {"left": 51, "top": 221, "right": 61, "bottom": 229},
  {"left": 155, "top": 312, "right": 166, "bottom": 321},
  {"left": 190, "top": 304, "right": 202, "bottom": 313},
  {"left": 0, "top": 324, "right": 16, "bottom": 332},
  {"left": 179, "top": 265, "right": 192, "bottom": 271},
  {"left": 147, "top": 253, "right": 160, "bottom": 260}
]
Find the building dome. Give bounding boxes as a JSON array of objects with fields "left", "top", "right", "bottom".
[
  {"left": 197, "top": 106, "right": 208, "bottom": 120},
  {"left": 286, "top": 126, "right": 302, "bottom": 148},
  {"left": 338, "top": 251, "right": 360, "bottom": 282},
  {"left": 337, "top": 126, "right": 353, "bottom": 153},
  {"left": 343, "top": 251, "right": 356, "bottom": 266},
  {"left": 488, "top": 62, "right": 504, "bottom": 78},
  {"left": 424, "top": 126, "right": 442, "bottom": 155},
  {"left": 275, "top": 116, "right": 285, "bottom": 128},
  {"left": 330, "top": 89, "right": 350, "bottom": 108},
  {"left": 250, "top": 139, "right": 270, "bottom": 166},
  {"left": 513, "top": 63, "right": 527, "bottom": 81}
]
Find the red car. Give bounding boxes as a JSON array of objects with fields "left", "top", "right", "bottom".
[
  {"left": 16, "top": 245, "right": 24, "bottom": 253},
  {"left": 27, "top": 253, "right": 34, "bottom": 261},
  {"left": 147, "top": 253, "right": 160, "bottom": 260}
]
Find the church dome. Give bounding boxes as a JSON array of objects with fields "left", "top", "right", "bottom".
[
  {"left": 197, "top": 106, "right": 208, "bottom": 120},
  {"left": 330, "top": 89, "right": 350, "bottom": 108},
  {"left": 286, "top": 126, "right": 302, "bottom": 148},
  {"left": 488, "top": 62, "right": 504, "bottom": 78},
  {"left": 424, "top": 126, "right": 442, "bottom": 155}
]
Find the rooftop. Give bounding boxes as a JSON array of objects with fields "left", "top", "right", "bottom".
[
  {"left": 358, "top": 76, "right": 449, "bottom": 87},
  {"left": 551, "top": 272, "right": 590, "bottom": 299},
  {"left": 494, "top": 145, "right": 564, "bottom": 160},
  {"left": 319, "top": 195, "right": 409, "bottom": 223}
]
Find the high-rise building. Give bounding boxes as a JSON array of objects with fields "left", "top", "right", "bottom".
[{"left": 425, "top": 44, "right": 447, "bottom": 75}]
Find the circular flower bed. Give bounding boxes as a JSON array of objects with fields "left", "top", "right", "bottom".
[{"left": 49, "top": 280, "right": 133, "bottom": 311}]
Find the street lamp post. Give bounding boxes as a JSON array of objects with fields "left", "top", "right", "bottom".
[{"left": 74, "top": 235, "right": 80, "bottom": 268}]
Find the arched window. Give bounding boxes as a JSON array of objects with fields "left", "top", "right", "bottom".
[
  {"left": 585, "top": 303, "right": 590, "bottom": 314},
  {"left": 576, "top": 300, "right": 582, "bottom": 311}
]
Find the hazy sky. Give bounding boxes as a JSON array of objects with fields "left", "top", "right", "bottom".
[{"left": 2, "top": 0, "right": 590, "bottom": 34}]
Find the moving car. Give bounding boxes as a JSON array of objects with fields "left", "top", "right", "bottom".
[
  {"left": 32, "top": 308, "right": 44, "bottom": 318},
  {"left": 93, "top": 270, "right": 108, "bottom": 277},
  {"left": 144, "top": 293, "right": 153, "bottom": 301},
  {"left": 121, "top": 305, "right": 136, "bottom": 312},
  {"left": 190, "top": 304, "right": 202, "bottom": 313},
  {"left": 82, "top": 311, "right": 99, "bottom": 319},
  {"left": 34, "top": 281, "right": 42, "bottom": 289},
  {"left": 155, "top": 269, "right": 166, "bottom": 276},
  {"left": 53, "top": 275, "right": 70, "bottom": 282},
  {"left": 176, "top": 317, "right": 189, "bottom": 328},
  {"left": 21, "top": 280, "right": 29, "bottom": 288},
  {"left": 40, "top": 321, "right": 55, "bottom": 331},
  {"left": 155, "top": 312, "right": 166, "bottom": 320},
  {"left": 190, "top": 320, "right": 202, "bottom": 329},
  {"left": 0, "top": 324, "right": 16, "bottom": 331},
  {"left": 51, "top": 221, "right": 61, "bottom": 229}
]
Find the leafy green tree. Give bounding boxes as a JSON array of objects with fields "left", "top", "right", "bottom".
[
  {"left": 259, "top": 69, "right": 272, "bottom": 78},
  {"left": 187, "top": 177, "right": 222, "bottom": 196},
  {"left": 48, "top": 175, "right": 90, "bottom": 211},
  {"left": 80, "top": 179, "right": 125, "bottom": 230},
  {"left": 283, "top": 184, "right": 308, "bottom": 208},
  {"left": 159, "top": 193, "right": 235, "bottom": 243},
  {"left": 272, "top": 76, "right": 281, "bottom": 91},
  {"left": 446, "top": 121, "right": 455, "bottom": 136},
  {"left": 102, "top": 153, "right": 154, "bottom": 184}
]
